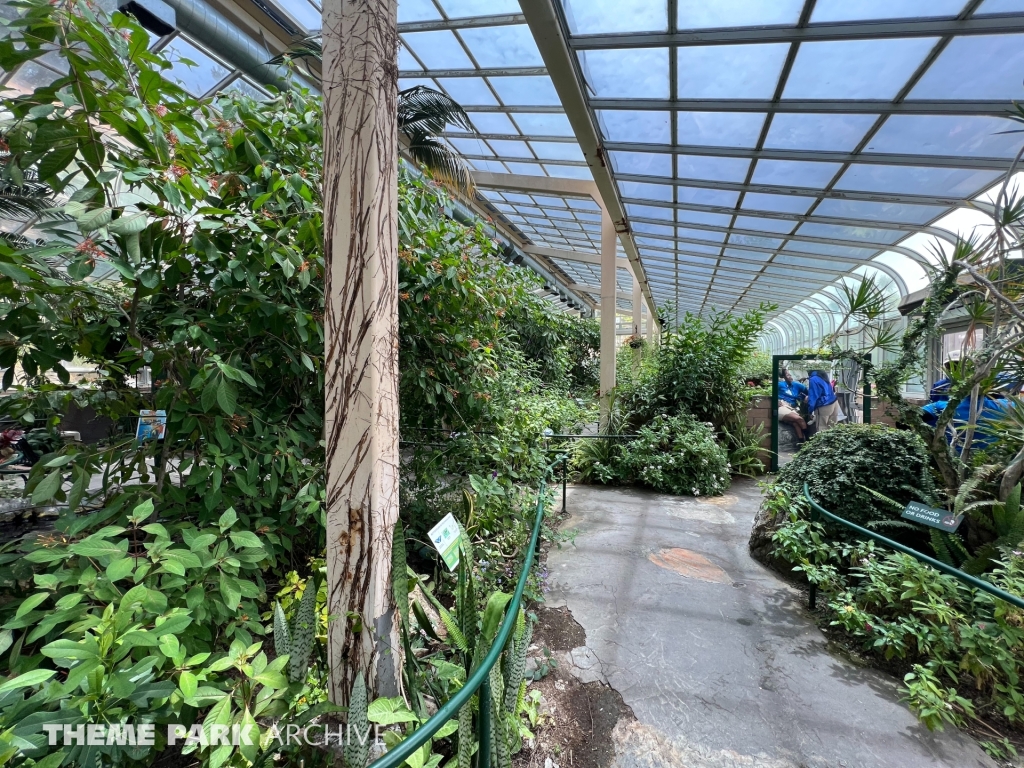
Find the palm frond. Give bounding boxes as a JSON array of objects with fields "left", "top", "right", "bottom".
[
  {"left": 398, "top": 85, "right": 471, "bottom": 134},
  {"left": 0, "top": 178, "right": 59, "bottom": 220},
  {"left": 269, "top": 35, "right": 322, "bottom": 65},
  {"left": 406, "top": 133, "right": 473, "bottom": 193}
]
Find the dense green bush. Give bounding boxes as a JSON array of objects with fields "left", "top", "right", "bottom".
[
  {"left": 619, "top": 414, "right": 730, "bottom": 496},
  {"left": 773, "top": 424, "right": 935, "bottom": 529}
]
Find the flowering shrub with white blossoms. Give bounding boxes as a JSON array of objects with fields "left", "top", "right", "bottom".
[{"left": 618, "top": 414, "right": 730, "bottom": 497}]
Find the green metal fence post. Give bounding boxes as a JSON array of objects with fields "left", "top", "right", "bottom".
[
  {"left": 562, "top": 456, "right": 567, "bottom": 514},
  {"left": 478, "top": 678, "right": 491, "bottom": 768},
  {"left": 863, "top": 353, "right": 872, "bottom": 425},
  {"left": 808, "top": 502, "right": 818, "bottom": 611}
]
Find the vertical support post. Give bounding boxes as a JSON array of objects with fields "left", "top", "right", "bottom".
[
  {"left": 863, "top": 353, "right": 872, "bottom": 425},
  {"left": 808, "top": 503, "right": 819, "bottom": 611},
  {"left": 479, "top": 678, "right": 492, "bottom": 768},
  {"left": 562, "top": 456, "right": 567, "bottom": 514},
  {"left": 322, "top": 0, "right": 401, "bottom": 704},
  {"left": 770, "top": 355, "right": 781, "bottom": 474},
  {"left": 599, "top": 209, "right": 617, "bottom": 427},
  {"left": 644, "top": 304, "right": 653, "bottom": 343},
  {"left": 631, "top": 273, "right": 642, "bottom": 337}
]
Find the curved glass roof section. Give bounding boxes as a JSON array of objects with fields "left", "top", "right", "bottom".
[{"left": 397, "top": 0, "right": 1024, "bottom": 325}]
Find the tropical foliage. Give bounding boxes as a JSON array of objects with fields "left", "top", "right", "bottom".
[{"left": 0, "top": 2, "right": 594, "bottom": 766}]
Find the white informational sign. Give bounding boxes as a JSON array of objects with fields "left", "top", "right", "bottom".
[{"left": 428, "top": 512, "right": 462, "bottom": 571}]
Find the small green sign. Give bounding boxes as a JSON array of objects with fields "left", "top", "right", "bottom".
[
  {"left": 901, "top": 501, "right": 963, "bottom": 532},
  {"left": 428, "top": 512, "right": 462, "bottom": 571}
]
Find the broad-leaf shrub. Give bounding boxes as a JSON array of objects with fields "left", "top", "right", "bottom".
[
  {"left": 769, "top": 496, "right": 1024, "bottom": 732},
  {"left": 618, "top": 414, "right": 730, "bottom": 497}
]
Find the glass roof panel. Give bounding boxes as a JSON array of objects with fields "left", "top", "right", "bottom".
[
  {"left": 635, "top": 222, "right": 674, "bottom": 236},
  {"left": 459, "top": 26, "right": 544, "bottom": 68},
  {"left": 399, "top": 77, "right": 436, "bottom": 90},
  {"left": 275, "top": 0, "right": 321, "bottom": 31},
  {"left": 506, "top": 161, "right": 543, "bottom": 174},
  {"left": 677, "top": 210, "right": 733, "bottom": 226},
  {"left": 676, "top": 112, "right": 767, "bottom": 149},
  {"left": 764, "top": 113, "right": 878, "bottom": 152},
  {"left": 730, "top": 234, "right": 784, "bottom": 249},
  {"left": 449, "top": 137, "right": 494, "bottom": 156},
  {"left": 751, "top": 159, "right": 842, "bottom": 188},
  {"left": 866, "top": 115, "right": 1023, "bottom": 157},
  {"left": 401, "top": 31, "right": 474, "bottom": 70},
  {"left": 911, "top": 34, "right": 1024, "bottom": 100},
  {"left": 677, "top": 0, "right": 804, "bottom": 28},
  {"left": 470, "top": 159, "right": 509, "bottom": 173},
  {"left": 398, "top": 43, "right": 422, "bottom": 71},
  {"left": 627, "top": 203, "right": 674, "bottom": 220},
  {"left": 597, "top": 111, "right": 671, "bottom": 143},
  {"left": 530, "top": 142, "right": 585, "bottom": 161},
  {"left": 811, "top": 0, "right": 966, "bottom": 22},
  {"left": 544, "top": 164, "right": 594, "bottom": 179},
  {"left": 563, "top": 0, "right": 668, "bottom": 33},
  {"left": 677, "top": 185, "right": 740, "bottom": 207},
  {"left": 741, "top": 193, "right": 816, "bottom": 214},
  {"left": 398, "top": 0, "right": 441, "bottom": 22},
  {"left": 676, "top": 43, "right": 788, "bottom": 99},
  {"left": 437, "top": 77, "right": 498, "bottom": 106},
  {"left": 678, "top": 227, "right": 726, "bottom": 243},
  {"left": 621, "top": 181, "right": 673, "bottom": 201},
  {"left": 734, "top": 215, "right": 798, "bottom": 235},
  {"left": 791, "top": 241, "right": 877, "bottom": 259},
  {"left": 488, "top": 76, "right": 561, "bottom": 105},
  {"left": 488, "top": 139, "right": 534, "bottom": 158},
  {"left": 784, "top": 38, "right": 937, "bottom": 99},
  {"left": 161, "top": 38, "right": 231, "bottom": 96},
  {"left": 578, "top": 48, "right": 669, "bottom": 98},
  {"left": 676, "top": 155, "right": 750, "bottom": 182},
  {"left": 467, "top": 112, "right": 520, "bottom": 134},
  {"left": 834, "top": 165, "right": 1002, "bottom": 196},
  {"left": 511, "top": 113, "right": 575, "bottom": 136},
  {"left": 796, "top": 222, "right": 904, "bottom": 244},
  {"left": 438, "top": 0, "right": 521, "bottom": 17},
  {"left": 812, "top": 198, "right": 946, "bottom": 223},
  {"left": 610, "top": 151, "right": 672, "bottom": 176},
  {"left": 976, "top": 0, "right": 1024, "bottom": 11}
]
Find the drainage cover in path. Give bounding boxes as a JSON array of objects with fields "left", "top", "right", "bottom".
[{"left": 648, "top": 547, "right": 730, "bottom": 583}]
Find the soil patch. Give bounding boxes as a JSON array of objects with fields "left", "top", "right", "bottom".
[{"left": 532, "top": 605, "right": 586, "bottom": 652}]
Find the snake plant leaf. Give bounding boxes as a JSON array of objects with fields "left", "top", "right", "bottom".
[
  {"left": 288, "top": 576, "right": 318, "bottom": 683},
  {"left": 272, "top": 601, "right": 290, "bottom": 660},
  {"left": 345, "top": 672, "right": 369, "bottom": 768}
]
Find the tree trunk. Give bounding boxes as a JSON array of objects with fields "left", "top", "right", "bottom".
[{"left": 322, "top": 0, "right": 401, "bottom": 704}]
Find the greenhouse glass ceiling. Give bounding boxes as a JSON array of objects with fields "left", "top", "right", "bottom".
[
  {"left": 394, "top": 0, "right": 1024, "bottom": 327},
  {"left": 5, "top": 0, "right": 1024, "bottom": 330}
]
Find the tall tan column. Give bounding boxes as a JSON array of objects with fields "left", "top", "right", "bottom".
[
  {"left": 600, "top": 210, "right": 617, "bottom": 425},
  {"left": 323, "top": 0, "right": 400, "bottom": 703},
  {"left": 631, "top": 273, "right": 642, "bottom": 336}
]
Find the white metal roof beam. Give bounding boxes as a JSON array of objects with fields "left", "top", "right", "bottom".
[
  {"left": 619, "top": 179, "right": 965, "bottom": 207},
  {"left": 400, "top": 67, "right": 547, "bottom": 78},
  {"left": 605, "top": 143, "right": 1014, "bottom": 172},
  {"left": 590, "top": 99, "right": 1012, "bottom": 116},
  {"left": 570, "top": 15, "right": 1024, "bottom": 49},
  {"left": 398, "top": 13, "right": 526, "bottom": 32},
  {"left": 523, "top": 245, "right": 632, "bottom": 270},
  {"left": 628, "top": 207, "right": 959, "bottom": 243}
]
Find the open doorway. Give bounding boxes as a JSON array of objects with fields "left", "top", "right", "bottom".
[{"left": 769, "top": 354, "right": 872, "bottom": 472}]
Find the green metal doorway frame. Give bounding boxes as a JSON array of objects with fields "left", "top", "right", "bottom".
[{"left": 769, "top": 354, "right": 872, "bottom": 473}]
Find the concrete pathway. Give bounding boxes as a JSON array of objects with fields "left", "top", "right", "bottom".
[{"left": 547, "top": 480, "right": 995, "bottom": 768}]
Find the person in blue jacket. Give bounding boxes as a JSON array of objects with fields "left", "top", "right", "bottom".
[
  {"left": 807, "top": 369, "right": 840, "bottom": 432},
  {"left": 777, "top": 368, "right": 809, "bottom": 443}
]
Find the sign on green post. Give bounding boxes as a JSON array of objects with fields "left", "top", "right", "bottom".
[
  {"left": 428, "top": 512, "right": 462, "bottom": 571},
  {"left": 901, "top": 501, "right": 963, "bottom": 532}
]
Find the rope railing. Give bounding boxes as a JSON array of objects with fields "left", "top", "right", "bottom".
[
  {"left": 802, "top": 483, "right": 1024, "bottom": 611},
  {"left": 368, "top": 453, "right": 569, "bottom": 768}
]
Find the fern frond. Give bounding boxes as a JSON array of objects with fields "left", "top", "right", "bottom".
[{"left": 857, "top": 484, "right": 906, "bottom": 512}]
